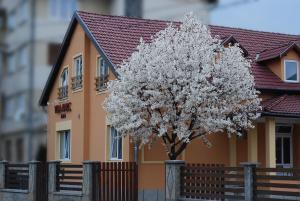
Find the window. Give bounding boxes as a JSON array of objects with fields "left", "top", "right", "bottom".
[
  {"left": 59, "top": 130, "right": 71, "bottom": 160},
  {"left": 7, "top": 52, "right": 16, "bottom": 74},
  {"left": 18, "top": 1, "right": 30, "bottom": 24},
  {"left": 18, "top": 46, "right": 29, "bottom": 69},
  {"left": 72, "top": 55, "right": 83, "bottom": 90},
  {"left": 49, "top": 0, "right": 77, "bottom": 20},
  {"left": 15, "top": 94, "right": 26, "bottom": 121},
  {"left": 8, "top": 10, "right": 16, "bottom": 31},
  {"left": 96, "top": 57, "right": 109, "bottom": 90},
  {"left": 60, "top": 68, "right": 68, "bottom": 87},
  {"left": 4, "top": 96, "right": 14, "bottom": 120},
  {"left": 284, "top": 60, "right": 299, "bottom": 82},
  {"left": 16, "top": 138, "right": 24, "bottom": 161},
  {"left": 109, "top": 126, "right": 122, "bottom": 160},
  {"left": 59, "top": 68, "right": 68, "bottom": 99},
  {"left": 74, "top": 56, "right": 83, "bottom": 77},
  {"left": 276, "top": 125, "right": 293, "bottom": 169},
  {"left": 5, "top": 140, "right": 12, "bottom": 161}
]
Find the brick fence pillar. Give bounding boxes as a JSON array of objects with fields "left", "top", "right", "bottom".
[
  {"left": 165, "top": 160, "right": 185, "bottom": 201},
  {"left": 48, "top": 161, "right": 61, "bottom": 201},
  {"left": 241, "top": 162, "right": 258, "bottom": 201},
  {"left": 28, "top": 161, "right": 39, "bottom": 201},
  {"left": 82, "top": 161, "right": 100, "bottom": 201},
  {"left": 0, "top": 161, "right": 8, "bottom": 189}
]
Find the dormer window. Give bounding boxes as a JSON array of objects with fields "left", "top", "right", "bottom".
[
  {"left": 284, "top": 60, "right": 299, "bottom": 83},
  {"left": 72, "top": 55, "right": 83, "bottom": 90},
  {"left": 58, "top": 68, "right": 68, "bottom": 99},
  {"left": 96, "top": 57, "right": 109, "bottom": 91}
]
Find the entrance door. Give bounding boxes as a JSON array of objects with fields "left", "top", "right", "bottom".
[{"left": 276, "top": 125, "right": 293, "bottom": 168}]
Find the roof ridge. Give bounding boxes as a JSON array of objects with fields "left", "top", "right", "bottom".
[
  {"left": 76, "top": 10, "right": 175, "bottom": 24},
  {"left": 210, "top": 24, "right": 300, "bottom": 38},
  {"left": 76, "top": 10, "right": 300, "bottom": 38}
]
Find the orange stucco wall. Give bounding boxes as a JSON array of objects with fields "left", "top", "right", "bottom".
[
  {"left": 46, "top": 22, "right": 300, "bottom": 192},
  {"left": 47, "top": 23, "right": 131, "bottom": 163}
]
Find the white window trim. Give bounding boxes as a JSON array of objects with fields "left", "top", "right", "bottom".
[
  {"left": 73, "top": 54, "right": 83, "bottom": 76},
  {"left": 275, "top": 124, "right": 293, "bottom": 168},
  {"left": 284, "top": 60, "right": 299, "bottom": 83},
  {"left": 109, "top": 126, "right": 123, "bottom": 161},
  {"left": 58, "top": 130, "right": 71, "bottom": 162}
]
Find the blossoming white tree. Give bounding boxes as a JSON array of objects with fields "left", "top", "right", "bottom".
[{"left": 104, "top": 14, "right": 261, "bottom": 160}]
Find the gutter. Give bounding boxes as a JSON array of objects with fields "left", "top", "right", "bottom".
[{"left": 261, "top": 111, "right": 300, "bottom": 119}]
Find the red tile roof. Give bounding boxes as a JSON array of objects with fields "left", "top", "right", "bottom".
[
  {"left": 262, "top": 95, "right": 300, "bottom": 117},
  {"left": 77, "top": 11, "right": 300, "bottom": 91}
]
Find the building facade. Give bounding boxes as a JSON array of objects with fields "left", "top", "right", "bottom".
[
  {"left": 0, "top": 0, "right": 108, "bottom": 162},
  {"left": 40, "top": 11, "right": 300, "bottom": 198}
]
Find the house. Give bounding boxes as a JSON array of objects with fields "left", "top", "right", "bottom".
[{"left": 39, "top": 11, "right": 300, "bottom": 198}]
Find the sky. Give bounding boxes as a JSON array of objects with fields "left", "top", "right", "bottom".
[{"left": 211, "top": 0, "right": 300, "bottom": 35}]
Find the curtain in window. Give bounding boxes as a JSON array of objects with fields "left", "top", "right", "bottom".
[
  {"left": 61, "top": 69, "right": 68, "bottom": 86},
  {"left": 110, "top": 127, "right": 122, "bottom": 160},
  {"left": 75, "top": 56, "right": 82, "bottom": 76}
]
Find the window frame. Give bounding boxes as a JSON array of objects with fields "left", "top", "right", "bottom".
[
  {"left": 275, "top": 124, "right": 293, "bottom": 168},
  {"left": 58, "top": 130, "right": 71, "bottom": 161},
  {"left": 109, "top": 126, "right": 123, "bottom": 161},
  {"left": 96, "top": 56, "right": 109, "bottom": 91},
  {"left": 284, "top": 60, "right": 299, "bottom": 83},
  {"left": 73, "top": 55, "right": 83, "bottom": 77},
  {"left": 60, "top": 67, "right": 69, "bottom": 87}
]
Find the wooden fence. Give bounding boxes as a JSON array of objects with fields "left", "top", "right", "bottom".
[
  {"left": 97, "top": 162, "right": 138, "bottom": 201},
  {"left": 180, "top": 164, "right": 245, "bottom": 200},
  {"left": 254, "top": 167, "right": 300, "bottom": 201},
  {"left": 179, "top": 164, "right": 300, "bottom": 201},
  {"left": 4, "top": 163, "right": 29, "bottom": 190},
  {"left": 56, "top": 163, "right": 83, "bottom": 192}
]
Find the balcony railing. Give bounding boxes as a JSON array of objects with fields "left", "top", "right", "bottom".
[
  {"left": 71, "top": 75, "right": 83, "bottom": 90},
  {"left": 95, "top": 76, "right": 108, "bottom": 91},
  {"left": 58, "top": 86, "right": 68, "bottom": 100}
]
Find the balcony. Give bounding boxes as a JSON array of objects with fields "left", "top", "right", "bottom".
[
  {"left": 71, "top": 75, "right": 83, "bottom": 90},
  {"left": 95, "top": 76, "right": 108, "bottom": 91},
  {"left": 58, "top": 86, "right": 68, "bottom": 100}
]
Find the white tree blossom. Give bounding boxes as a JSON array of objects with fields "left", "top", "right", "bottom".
[{"left": 104, "top": 14, "right": 261, "bottom": 160}]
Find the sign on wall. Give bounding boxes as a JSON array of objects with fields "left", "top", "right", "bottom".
[{"left": 54, "top": 102, "right": 71, "bottom": 118}]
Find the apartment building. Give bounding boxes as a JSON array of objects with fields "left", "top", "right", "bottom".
[
  {"left": 112, "top": 0, "right": 217, "bottom": 22},
  {"left": 0, "top": 0, "right": 108, "bottom": 162}
]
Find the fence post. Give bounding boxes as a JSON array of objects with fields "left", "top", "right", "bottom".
[
  {"left": 165, "top": 160, "right": 185, "bottom": 201},
  {"left": 0, "top": 161, "right": 8, "bottom": 189},
  {"left": 241, "top": 162, "right": 257, "bottom": 201},
  {"left": 48, "top": 160, "right": 61, "bottom": 201},
  {"left": 28, "top": 161, "right": 39, "bottom": 201},
  {"left": 82, "top": 161, "right": 100, "bottom": 201}
]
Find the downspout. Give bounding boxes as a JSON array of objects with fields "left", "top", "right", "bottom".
[
  {"left": 27, "top": 0, "right": 36, "bottom": 161},
  {"left": 134, "top": 142, "right": 139, "bottom": 163}
]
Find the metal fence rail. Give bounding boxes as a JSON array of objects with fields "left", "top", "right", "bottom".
[
  {"left": 5, "top": 163, "right": 29, "bottom": 190},
  {"left": 56, "top": 164, "right": 83, "bottom": 192}
]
